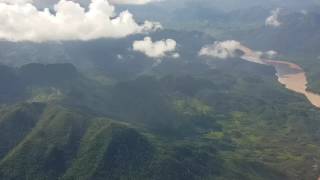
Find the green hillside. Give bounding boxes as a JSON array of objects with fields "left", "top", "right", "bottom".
[{"left": 0, "top": 59, "right": 319, "bottom": 179}]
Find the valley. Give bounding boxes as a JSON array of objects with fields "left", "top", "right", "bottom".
[
  {"left": 266, "top": 60, "right": 320, "bottom": 108},
  {"left": 242, "top": 48, "right": 320, "bottom": 108}
]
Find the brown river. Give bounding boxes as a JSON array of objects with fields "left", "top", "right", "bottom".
[{"left": 241, "top": 47, "right": 320, "bottom": 108}]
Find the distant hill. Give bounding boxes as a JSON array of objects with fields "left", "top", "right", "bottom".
[
  {"left": 0, "top": 63, "right": 79, "bottom": 104},
  {"left": 237, "top": 11, "right": 320, "bottom": 56},
  {"left": 0, "top": 30, "right": 215, "bottom": 80}
]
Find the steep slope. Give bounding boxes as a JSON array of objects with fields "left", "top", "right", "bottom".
[
  {"left": 0, "top": 104, "right": 155, "bottom": 180},
  {"left": 0, "top": 103, "right": 45, "bottom": 159},
  {"left": 0, "top": 104, "right": 224, "bottom": 180},
  {"left": 64, "top": 119, "right": 154, "bottom": 180},
  {"left": 0, "top": 105, "right": 89, "bottom": 180}
]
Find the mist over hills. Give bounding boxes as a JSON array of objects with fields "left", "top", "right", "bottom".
[{"left": 0, "top": 30, "right": 214, "bottom": 77}]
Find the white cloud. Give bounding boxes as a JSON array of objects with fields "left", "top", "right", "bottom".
[
  {"left": 133, "top": 36, "right": 178, "bottom": 58},
  {"left": 199, "top": 40, "right": 244, "bottom": 59},
  {"left": 117, "top": 54, "right": 123, "bottom": 59},
  {"left": 172, "top": 53, "right": 180, "bottom": 59},
  {"left": 265, "top": 8, "right": 281, "bottom": 27},
  {"left": 199, "top": 40, "right": 279, "bottom": 65},
  {"left": 264, "top": 50, "right": 278, "bottom": 58},
  {"left": 33, "top": 0, "right": 159, "bottom": 7},
  {"left": 0, "top": 0, "right": 161, "bottom": 42},
  {"left": 0, "top": 0, "right": 33, "bottom": 4},
  {"left": 109, "top": 0, "right": 159, "bottom": 5}
]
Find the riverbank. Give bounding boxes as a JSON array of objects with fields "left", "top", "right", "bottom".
[{"left": 242, "top": 48, "right": 320, "bottom": 108}]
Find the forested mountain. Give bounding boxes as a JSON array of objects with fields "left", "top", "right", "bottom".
[{"left": 0, "top": 56, "right": 319, "bottom": 179}]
